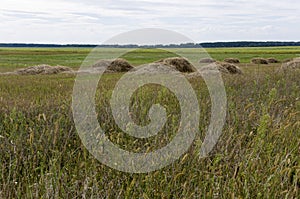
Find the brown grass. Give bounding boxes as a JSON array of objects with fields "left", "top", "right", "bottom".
[
  {"left": 156, "top": 57, "right": 196, "bottom": 73},
  {"left": 192, "top": 62, "right": 242, "bottom": 77},
  {"left": 267, "top": 58, "right": 280, "bottom": 63},
  {"left": 14, "top": 65, "right": 73, "bottom": 75},
  {"left": 199, "top": 58, "right": 217, "bottom": 63},
  {"left": 108, "top": 58, "right": 134, "bottom": 72},
  {"left": 93, "top": 58, "right": 134, "bottom": 73},
  {"left": 224, "top": 58, "right": 240, "bottom": 64},
  {"left": 251, "top": 58, "right": 268, "bottom": 65},
  {"left": 283, "top": 58, "right": 293, "bottom": 63},
  {"left": 218, "top": 62, "right": 243, "bottom": 74},
  {"left": 281, "top": 60, "right": 300, "bottom": 71}
]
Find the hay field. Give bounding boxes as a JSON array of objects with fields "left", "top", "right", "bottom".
[{"left": 0, "top": 47, "right": 299, "bottom": 198}]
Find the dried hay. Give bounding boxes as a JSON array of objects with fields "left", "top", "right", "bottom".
[
  {"left": 199, "top": 58, "right": 217, "bottom": 63},
  {"left": 156, "top": 57, "right": 196, "bottom": 73},
  {"left": 218, "top": 62, "right": 243, "bottom": 74},
  {"left": 281, "top": 60, "right": 300, "bottom": 71},
  {"left": 15, "top": 64, "right": 73, "bottom": 75},
  {"left": 293, "top": 57, "right": 300, "bottom": 62},
  {"left": 0, "top": 72, "right": 16, "bottom": 76},
  {"left": 251, "top": 58, "right": 268, "bottom": 65},
  {"left": 267, "top": 58, "right": 280, "bottom": 63},
  {"left": 283, "top": 58, "right": 293, "bottom": 63},
  {"left": 195, "top": 62, "right": 242, "bottom": 76},
  {"left": 93, "top": 58, "right": 133, "bottom": 73},
  {"left": 224, "top": 58, "right": 240, "bottom": 64},
  {"left": 131, "top": 63, "right": 180, "bottom": 75}
]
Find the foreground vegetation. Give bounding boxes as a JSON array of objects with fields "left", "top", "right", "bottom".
[{"left": 0, "top": 48, "right": 299, "bottom": 198}]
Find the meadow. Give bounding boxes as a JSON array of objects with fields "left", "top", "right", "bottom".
[{"left": 0, "top": 47, "right": 299, "bottom": 198}]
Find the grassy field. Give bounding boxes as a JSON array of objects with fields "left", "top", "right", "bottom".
[
  {"left": 1, "top": 46, "right": 300, "bottom": 72},
  {"left": 0, "top": 47, "right": 299, "bottom": 198}
]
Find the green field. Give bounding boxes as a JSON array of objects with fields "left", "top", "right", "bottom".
[
  {"left": 1, "top": 46, "right": 300, "bottom": 72},
  {"left": 0, "top": 47, "right": 299, "bottom": 198}
]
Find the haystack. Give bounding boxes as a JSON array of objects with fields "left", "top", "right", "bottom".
[
  {"left": 267, "top": 58, "right": 280, "bottom": 63},
  {"left": 251, "top": 58, "right": 268, "bottom": 65},
  {"left": 197, "top": 62, "right": 242, "bottom": 75},
  {"left": 16, "top": 65, "right": 73, "bottom": 75},
  {"left": 156, "top": 57, "right": 196, "bottom": 73},
  {"left": 218, "top": 62, "right": 243, "bottom": 74},
  {"left": 293, "top": 57, "right": 300, "bottom": 62},
  {"left": 199, "top": 58, "right": 217, "bottom": 63},
  {"left": 283, "top": 58, "right": 293, "bottom": 63},
  {"left": 224, "top": 58, "right": 240, "bottom": 64},
  {"left": 281, "top": 60, "right": 300, "bottom": 71},
  {"left": 132, "top": 63, "right": 179, "bottom": 75},
  {"left": 92, "top": 58, "right": 133, "bottom": 73},
  {"left": 199, "top": 63, "right": 229, "bottom": 74}
]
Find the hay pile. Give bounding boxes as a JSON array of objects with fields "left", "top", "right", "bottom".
[
  {"left": 193, "top": 62, "right": 242, "bottom": 76},
  {"left": 251, "top": 58, "right": 268, "bottom": 65},
  {"left": 199, "top": 58, "right": 216, "bottom": 63},
  {"left": 218, "top": 62, "right": 243, "bottom": 74},
  {"left": 283, "top": 58, "right": 293, "bottom": 63},
  {"left": 131, "top": 63, "right": 180, "bottom": 75},
  {"left": 224, "top": 58, "right": 240, "bottom": 64},
  {"left": 267, "top": 58, "right": 280, "bottom": 63},
  {"left": 198, "top": 63, "right": 229, "bottom": 74},
  {"left": 293, "top": 57, "right": 300, "bottom": 62},
  {"left": 93, "top": 58, "right": 133, "bottom": 73},
  {"left": 281, "top": 59, "right": 300, "bottom": 71},
  {"left": 156, "top": 57, "right": 196, "bottom": 73},
  {"left": 0, "top": 72, "right": 15, "bottom": 76},
  {"left": 15, "top": 65, "right": 73, "bottom": 75}
]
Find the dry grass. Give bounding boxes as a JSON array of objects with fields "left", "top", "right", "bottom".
[
  {"left": 156, "top": 57, "right": 196, "bottom": 73},
  {"left": 224, "top": 58, "right": 240, "bottom": 64},
  {"left": 267, "top": 58, "right": 280, "bottom": 63},
  {"left": 251, "top": 58, "right": 269, "bottom": 65},
  {"left": 197, "top": 62, "right": 242, "bottom": 75},
  {"left": 281, "top": 60, "right": 300, "bottom": 71},
  {"left": 283, "top": 58, "right": 293, "bottom": 63},
  {"left": 218, "top": 62, "right": 243, "bottom": 74},
  {"left": 93, "top": 58, "right": 134, "bottom": 73},
  {"left": 19, "top": 65, "right": 73, "bottom": 75},
  {"left": 131, "top": 63, "right": 180, "bottom": 75},
  {"left": 4, "top": 65, "right": 73, "bottom": 75},
  {"left": 199, "top": 58, "right": 217, "bottom": 63}
]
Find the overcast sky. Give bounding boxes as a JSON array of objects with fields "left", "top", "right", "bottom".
[{"left": 1, "top": 0, "right": 300, "bottom": 44}]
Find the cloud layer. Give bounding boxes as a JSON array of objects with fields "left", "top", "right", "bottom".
[{"left": 1, "top": 0, "right": 299, "bottom": 44}]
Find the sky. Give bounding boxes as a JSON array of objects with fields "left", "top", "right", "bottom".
[{"left": 0, "top": 0, "right": 300, "bottom": 44}]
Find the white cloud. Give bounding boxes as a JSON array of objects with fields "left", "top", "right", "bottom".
[{"left": 0, "top": 0, "right": 299, "bottom": 43}]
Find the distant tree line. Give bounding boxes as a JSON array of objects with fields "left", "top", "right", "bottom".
[{"left": 1, "top": 41, "right": 300, "bottom": 48}]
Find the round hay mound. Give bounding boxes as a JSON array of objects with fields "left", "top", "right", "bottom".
[
  {"left": 224, "top": 58, "right": 240, "bottom": 64},
  {"left": 16, "top": 65, "right": 73, "bottom": 75},
  {"left": 283, "top": 58, "right": 293, "bottom": 63},
  {"left": 93, "top": 58, "right": 133, "bottom": 73},
  {"left": 251, "top": 58, "right": 268, "bottom": 65},
  {"left": 198, "top": 62, "right": 242, "bottom": 75},
  {"left": 218, "top": 62, "right": 243, "bottom": 74},
  {"left": 131, "top": 63, "right": 180, "bottom": 75},
  {"left": 108, "top": 58, "right": 133, "bottom": 72},
  {"left": 281, "top": 60, "right": 300, "bottom": 71},
  {"left": 267, "top": 58, "right": 280, "bottom": 63},
  {"left": 199, "top": 58, "right": 217, "bottom": 63},
  {"left": 156, "top": 57, "right": 196, "bottom": 73},
  {"left": 199, "top": 63, "right": 229, "bottom": 74},
  {"left": 293, "top": 57, "right": 300, "bottom": 62}
]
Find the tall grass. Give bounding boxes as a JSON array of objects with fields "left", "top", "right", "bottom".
[{"left": 0, "top": 64, "right": 299, "bottom": 198}]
